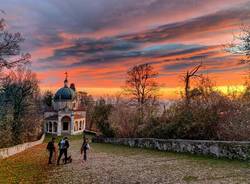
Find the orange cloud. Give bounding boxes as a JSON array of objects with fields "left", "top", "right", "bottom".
[{"left": 3, "top": 0, "right": 250, "bottom": 99}]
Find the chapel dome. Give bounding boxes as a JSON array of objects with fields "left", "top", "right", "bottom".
[
  {"left": 54, "top": 87, "right": 75, "bottom": 101},
  {"left": 54, "top": 72, "right": 76, "bottom": 101}
]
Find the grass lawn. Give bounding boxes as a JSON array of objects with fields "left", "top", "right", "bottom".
[
  {"left": 0, "top": 135, "right": 249, "bottom": 184},
  {"left": 0, "top": 143, "right": 50, "bottom": 184},
  {"left": 0, "top": 134, "right": 85, "bottom": 184}
]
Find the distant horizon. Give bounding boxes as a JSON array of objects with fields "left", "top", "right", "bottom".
[{"left": 41, "top": 84, "right": 246, "bottom": 100}]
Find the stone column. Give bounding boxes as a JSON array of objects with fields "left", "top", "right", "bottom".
[
  {"left": 52, "top": 122, "right": 54, "bottom": 133},
  {"left": 70, "top": 111, "right": 74, "bottom": 135},
  {"left": 83, "top": 118, "right": 86, "bottom": 130},
  {"left": 57, "top": 113, "right": 62, "bottom": 136}
]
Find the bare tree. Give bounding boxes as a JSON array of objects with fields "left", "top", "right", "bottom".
[
  {"left": 0, "top": 18, "right": 30, "bottom": 70},
  {"left": 226, "top": 25, "right": 250, "bottom": 63},
  {"left": 124, "top": 63, "right": 159, "bottom": 123},
  {"left": 183, "top": 63, "right": 202, "bottom": 105},
  {"left": 125, "top": 63, "right": 159, "bottom": 106}
]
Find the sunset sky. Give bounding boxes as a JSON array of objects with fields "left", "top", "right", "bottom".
[{"left": 1, "top": 0, "right": 250, "bottom": 98}]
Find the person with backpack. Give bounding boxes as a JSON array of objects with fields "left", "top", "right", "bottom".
[
  {"left": 81, "top": 137, "right": 90, "bottom": 163},
  {"left": 46, "top": 137, "right": 56, "bottom": 164},
  {"left": 57, "top": 137, "right": 70, "bottom": 165}
]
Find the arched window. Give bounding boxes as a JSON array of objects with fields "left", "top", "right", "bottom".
[
  {"left": 74, "top": 121, "right": 78, "bottom": 131},
  {"left": 49, "top": 122, "right": 52, "bottom": 132},
  {"left": 76, "top": 121, "right": 79, "bottom": 131},
  {"left": 61, "top": 116, "right": 71, "bottom": 131},
  {"left": 79, "top": 121, "right": 82, "bottom": 130}
]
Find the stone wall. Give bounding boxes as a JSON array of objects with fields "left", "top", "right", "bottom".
[
  {"left": 92, "top": 137, "right": 250, "bottom": 160},
  {"left": 0, "top": 134, "right": 45, "bottom": 159}
]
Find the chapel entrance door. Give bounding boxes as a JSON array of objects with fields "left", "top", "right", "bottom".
[{"left": 61, "top": 116, "right": 71, "bottom": 134}]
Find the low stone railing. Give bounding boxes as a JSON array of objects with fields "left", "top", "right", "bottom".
[
  {"left": 92, "top": 137, "right": 250, "bottom": 161},
  {"left": 0, "top": 134, "right": 45, "bottom": 159}
]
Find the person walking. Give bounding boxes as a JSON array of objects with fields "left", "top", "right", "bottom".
[
  {"left": 57, "top": 137, "right": 70, "bottom": 165},
  {"left": 81, "top": 137, "right": 90, "bottom": 163},
  {"left": 46, "top": 137, "right": 56, "bottom": 164}
]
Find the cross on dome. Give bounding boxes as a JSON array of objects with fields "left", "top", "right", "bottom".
[
  {"left": 64, "top": 72, "right": 68, "bottom": 87},
  {"left": 64, "top": 72, "right": 68, "bottom": 79}
]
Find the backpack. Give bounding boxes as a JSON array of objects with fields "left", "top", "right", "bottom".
[
  {"left": 87, "top": 144, "right": 90, "bottom": 150},
  {"left": 81, "top": 143, "right": 89, "bottom": 151},
  {"left": 84, "top": 143, "right": 90, "bottom": 150},
  {"left": 59, "top": 139, "right": 66, "bottom": 150}
]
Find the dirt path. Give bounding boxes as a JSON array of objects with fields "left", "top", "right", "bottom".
[{"left": 45, "top": 139, "right": 250, "bottom": 184}]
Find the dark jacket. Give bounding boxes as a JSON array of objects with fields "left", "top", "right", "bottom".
[
  {"left": 47, "top": 141, "right": 55, "bottom": 151},
  {"left": 58, "top": 139, "right": 70, "bottom": 150},
  {"left": 81, "top": 142, "right": 89, "bottom": 153}
]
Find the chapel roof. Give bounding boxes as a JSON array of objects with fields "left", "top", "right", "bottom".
[
  {"left": 54, "top": 73, "right": 76, "bottom": 101},
  {"left": 45, "top": 114, "right": 58, "bottom": 121}
]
